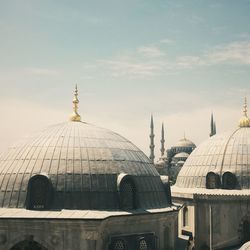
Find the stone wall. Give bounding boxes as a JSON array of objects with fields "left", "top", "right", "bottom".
[
  {"left": 173, "top": 194, "right": 250, "bottom": 250},
  {"left": 0, "top": 211, "right": 178, "bottom": 250}
]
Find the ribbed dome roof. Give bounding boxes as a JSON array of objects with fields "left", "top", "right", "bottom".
[
  {"left": 173, "top": 138, "right": 196, "bottom": 149},
  {"left": 176, "top": 127, "right": 250, "bottom": 189},
  {"left": 0, "top": 121, "right": 168, "bottom": 209}
]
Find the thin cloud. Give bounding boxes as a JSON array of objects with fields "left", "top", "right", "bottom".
[
  {"left": 138, "top": 46, "right": 165, "bottom": 57},
  {"left": 212, "top": 26, "right": 227, "bottom": 34},
  {"left": 79, "top": 75, "right": 95, "bottom": 80},
  {"left": 207, "top": 41, "right": 250, "bottom": 65},
  {"left": 174, "top": 56, "right": 205, "bottom": 69},
  {"left": 24, "top": 67, "right": 61, "bottom": 76},
  {"left": 160, "top": 38, "right": 174, "bottom": 44},
  {"left": 85, "top": 40, "right": 250, "bottom": 79},
  {"left": 98, "top": 59, "right": 163, "bottom": 79}
]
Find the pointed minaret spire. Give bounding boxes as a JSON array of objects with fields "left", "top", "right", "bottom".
[
  {"left": 160, "top": 123, "right": 165, "bottom": 157},
  {"left": 239, "top": 97, "right": 250, "bottom": 127},
  {"left": 213, "top": 121, "right": 217, "bottom": 135},
  {"left": 149, "top": 115, "right": 155, "bottom": 163},
  {"left": 210, "top": 113, "right": 216, "bottom": 137},
  {"left": 70, "top": 84, "right": 81, "bottom": 122}
]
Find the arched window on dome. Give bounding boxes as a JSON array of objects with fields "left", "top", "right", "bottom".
[
  {"left": 183, "top": 206, "right": 188, "bottom": 227},
  {"left": 206, "top": 172, "right": 220, "bottom": 189},
  {"left": 26, "top": 174, "right": 53, "bottom": 210},
  {"left": 118, "top": 175, "right": 137, "bottom": 210},
  {"left": 222, "top": 172, "right": 237, "bottom": 189}
]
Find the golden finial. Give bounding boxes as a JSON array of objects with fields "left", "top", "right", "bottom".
[
  {"left": 70, "top": 84, "right": 81, "bottom": 122},
  {"left": 239, "top": 97, "right": 250, "bottom": 127}
]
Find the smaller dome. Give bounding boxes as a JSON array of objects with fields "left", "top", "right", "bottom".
[
  {"left": 156, "top": 158, "right": 166, "bottom": 166},
  {"left": 176, "top": 161, "right": 185, "bottom": 167},
  {"left": 173, "top": 152, "right": 189, "bottom": 159},
  {"left": 174, "top": 138, "right": 196, "bottom": 149}
]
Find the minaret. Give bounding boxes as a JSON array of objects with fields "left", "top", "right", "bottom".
[
  {"left": 160, "top": 123, "right": 165, "bottom": 157},
  {"left": 213, "top": 121, "right": 217, "bottom": 135},
  {"left": 210, "top": 113, "right": 216, "bottom": 137},
  {"left": 70, "top": 85, "right": 81, "bottom": 122},
  {"left": 149, "top": 115, "right": 155, "bottom": 163}
]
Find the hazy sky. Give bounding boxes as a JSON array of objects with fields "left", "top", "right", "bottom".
[{"left": 0, "top": 0, "right": 250, "bottom": 159}]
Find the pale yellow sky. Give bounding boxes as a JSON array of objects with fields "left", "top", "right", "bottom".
[{"left": 0, "top": 97, "right": 243, "bottom": 160}]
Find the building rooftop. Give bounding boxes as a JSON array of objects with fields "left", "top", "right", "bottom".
[
  {"left": 172, "top": 186, "right": 250, "bottom": 199},
  {"left": 0, "top": 206, "right": 179, "bottom": 220}
]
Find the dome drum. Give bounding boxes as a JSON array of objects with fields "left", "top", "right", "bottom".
[
  {"left": 21, "top": 172, "right": 170, "bottom": 211},
  {"left": 178, "top": 170, "right": 239, "bottom": 190}
]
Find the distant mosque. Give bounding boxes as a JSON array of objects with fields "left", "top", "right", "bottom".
[{"left": 149, "top": 113, "right": 217, "bottom": 184}]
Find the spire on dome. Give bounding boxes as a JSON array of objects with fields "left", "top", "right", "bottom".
[
  {"left": 70, "top": 85, "right": 81, "bottom": 122},
  {"left": 239, "top": 97, "right": 250, "bottom": 127},
  {"left": 183, "top": 131, "right": 186, "bottom": 140},
  {"left": 243, "top": 96, "right": 248, "bottom": 117}
]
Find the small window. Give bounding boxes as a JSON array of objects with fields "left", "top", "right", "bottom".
[
  {"left": 183, "top": 207, "right": 188, "bottom": 227},
  {"left": 119, "top": 178, "right": 136, "bottom": 210},
  {"left": 26, "top": 175, "right": 52, "bottom": 210},
  {"left": 112, "top": 239, "right": 126, "bottom": 250},
  {"left": 206, "top": 172, "right": 220, "bottom": 189},
  {"left": 222, "top": 172, "right": 237, "bottom": 189},
  {"left": 138, "top": 238, "right": 148, "bottom": 250}
]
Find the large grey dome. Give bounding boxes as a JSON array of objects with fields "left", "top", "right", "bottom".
[
  {"left": 0, "top": 121, "right": 169, "bottom": 210},
  {"left": 176, "top": 127, "right": 250, "bottom": 189}
]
